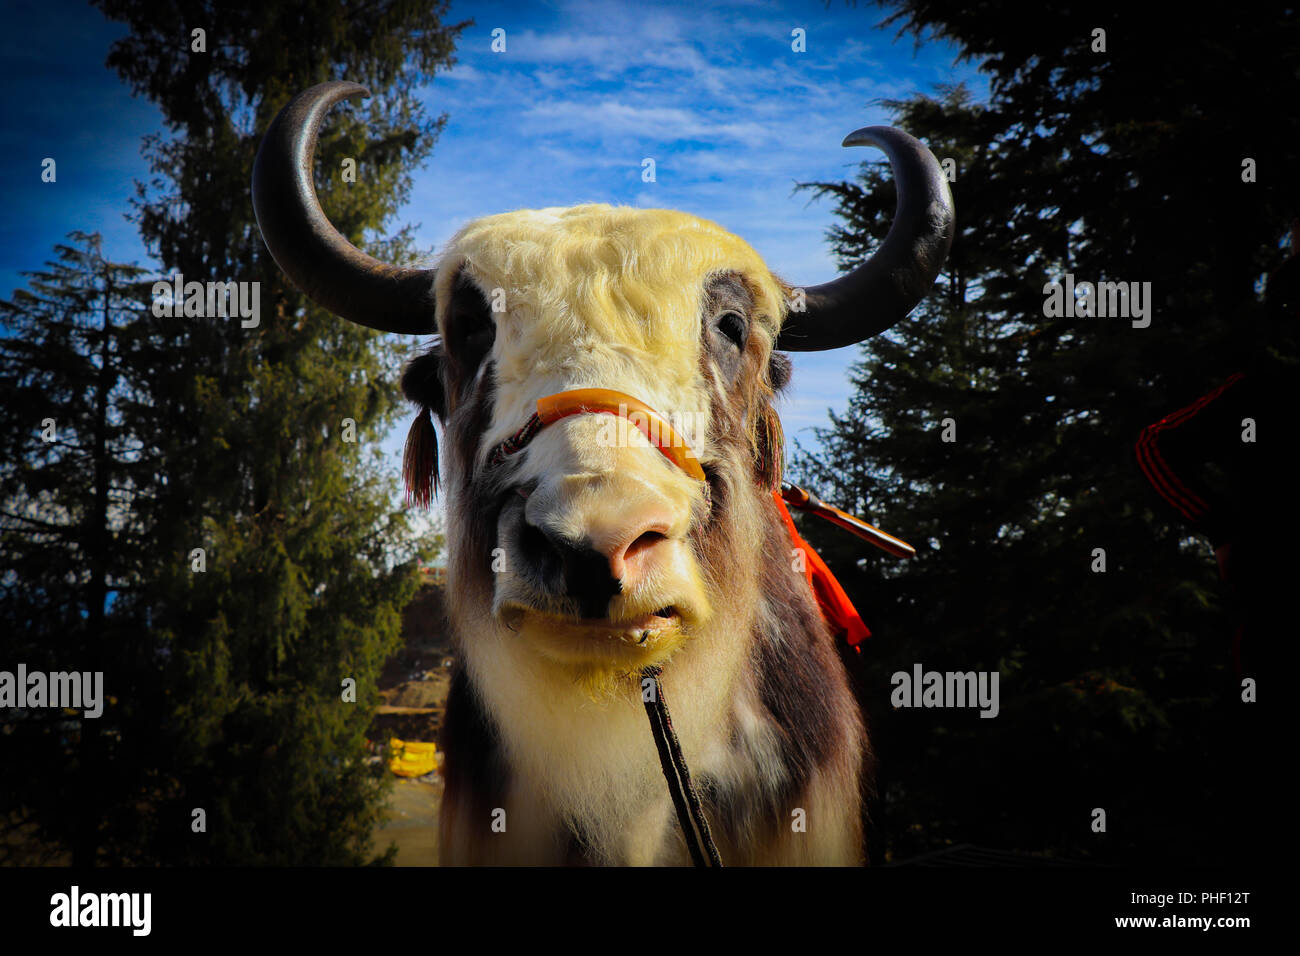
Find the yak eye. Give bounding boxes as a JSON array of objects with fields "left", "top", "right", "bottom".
[
  {"left": 465, "top": 325, "right": 494, "bottom": 351},
  {"left": 447, "top": 273, "right": 495, "bottom": 372},
  {"left": 449, "top": 318, "right": 494, "bottom": 377},
  {"left": 715, "top": 311, "right": 746, "bottom": 348}
]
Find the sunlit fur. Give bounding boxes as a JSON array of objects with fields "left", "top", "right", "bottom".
[
  {"left": 432, "top": 204, "right": 868, "bottom": 866},
  {"left": 439, "top": 204, "right": 786, "bottom": 457}
]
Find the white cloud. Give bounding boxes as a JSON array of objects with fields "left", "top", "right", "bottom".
[
  {"left": 393, "top": 0, "right": 982, "bottom": 456},
  {"left": 522, "top": 98, "right": 774, "bottom": 147}
]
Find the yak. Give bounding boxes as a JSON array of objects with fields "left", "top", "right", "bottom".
[{"left": 252, "top": 81, "right": 953, "bottom": 865}]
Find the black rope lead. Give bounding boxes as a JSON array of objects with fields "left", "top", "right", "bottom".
[{"left": 641, "top": 666, "right": 723, "bottom": 867}]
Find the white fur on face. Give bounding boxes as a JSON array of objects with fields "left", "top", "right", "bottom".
[
  {"left": 432, "top": 205, "right": 868, "bottom": 866},
  {"left": 433, "top": 204, "right": 784, "bottom": 468},
  {"left": 434, "top": 204, "right": 785, "bottom": 669}
]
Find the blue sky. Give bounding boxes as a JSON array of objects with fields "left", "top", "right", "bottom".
[{"left": 1, "top": 0, "right": 986, "bottom": 518}]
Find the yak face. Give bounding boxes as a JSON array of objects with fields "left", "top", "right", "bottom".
[
  {"left": 253, "top": 94, "right": 954, "bottom": 683},
  {"left": 407, "top": 205, "right": 791, "bottom": 685}
]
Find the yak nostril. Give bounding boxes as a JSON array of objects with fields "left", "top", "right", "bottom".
[
  {"left": 625, "top": 529, "right": 667, "bottom": 563},
  {"left": 560, "top": 544, "right": 621, "bottom": 619},
  {"left": 604, "top": 525, "right": 672, "bottom": 584},
  {"left": 517, "top": 520, "right": 621, "bottom": 618}
]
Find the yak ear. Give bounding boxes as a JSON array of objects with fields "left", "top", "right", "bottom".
[
  {"left": 755, "top": 401, "right": 785, "bottom": 491},
  {"left": 768, "top": 351, "right": 793, "bottom": 392},
  {"left": 753, "top": 352, "right": 790, "bottom": 489},
  {"left": 401, "top": 347, "right": 445, "bottom": 508},
  {"left": 401, "top": 347, "right": 447, "bottom": 420}
]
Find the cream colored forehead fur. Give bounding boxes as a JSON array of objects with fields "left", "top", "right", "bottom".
[{"left": 433, "top": 204, "right": 787, "bottom": 433}]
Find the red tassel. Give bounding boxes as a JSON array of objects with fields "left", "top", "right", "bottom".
[
  {"left": 403, "top": 408, "right": 439, "bottom": 508},
  {"left": 773, "top": 492, "right": 871, "bottom": 648}
]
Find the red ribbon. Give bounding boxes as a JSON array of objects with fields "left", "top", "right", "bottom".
[{"left": 773, "top": 491, "right": 871, "bottom": 651}]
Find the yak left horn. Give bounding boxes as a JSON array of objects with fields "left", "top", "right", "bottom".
[{"left": 252, "top": 81, "right": 436, "bottom": 335}]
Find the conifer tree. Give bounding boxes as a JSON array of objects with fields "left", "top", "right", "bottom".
[
  {"left": 0, "top": 234, "right": 162, "bottom": 863},
  {"left": 2, "top": 1, "right": 464, "bottom": 864},
  {"left": 792, "top": 5, "right": 1296, "bottom": 863}
]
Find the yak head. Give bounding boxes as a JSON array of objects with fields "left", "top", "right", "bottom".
[{"left": 252, "top": 81, "right": 953, "bottom": 693}]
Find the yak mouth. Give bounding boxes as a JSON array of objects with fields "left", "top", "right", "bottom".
[
  {"left": 502, "top": 604, "right": 681, "bottom": 643},
  {"left": 567, "top": 606, "right": 680, "bottom": 645},
  {"left": 498, "top": 602, "right": 694, "bottom": 665}
]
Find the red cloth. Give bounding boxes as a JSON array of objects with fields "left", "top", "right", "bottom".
[
  {"left": 1134, "top": 372, "right": 1247, "bottom": 546},
  {"left": 773, "top": 491, "right": 871, "bottom": 651}
]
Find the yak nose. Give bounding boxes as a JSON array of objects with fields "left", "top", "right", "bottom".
[{"left": 518, "top": 517, "right": 673, "bottom": 619}]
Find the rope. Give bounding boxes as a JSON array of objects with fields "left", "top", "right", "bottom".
[
  {"left": 486, "top": 412, "right": 545, "bottom": 470},
  {"left": 641, "top": 666, "right": 723, "bottom": 867}
]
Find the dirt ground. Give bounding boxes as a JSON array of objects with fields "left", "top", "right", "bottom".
[
  {"left": 369, "top": 576, "right": 454, "bottom": 866},
  {"left": 375, "top": 776, "right": 443, "bottom": 866},
  {"left": 370, "top": 665, "right": 450, "bottom": 866}
]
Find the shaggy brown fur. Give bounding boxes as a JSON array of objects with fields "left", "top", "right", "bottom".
[{"left": 401, "top": 207, "right": 870, "bottom": 865}]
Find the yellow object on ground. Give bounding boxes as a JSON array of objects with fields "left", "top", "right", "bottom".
[{"left": 388, "top": 738, "right": 438, "bottom": 777}]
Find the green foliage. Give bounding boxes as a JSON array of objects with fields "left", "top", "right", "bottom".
[
  {"left": 793, "top": 5, "right": 1296, "bottom": 863},
  {"left": 0, "top": 234, "right": 166, "bottom": 864},
  {"left": 1, "top": 1, "right": 463, "bottom": 864}
]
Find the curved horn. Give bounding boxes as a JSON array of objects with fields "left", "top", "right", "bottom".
[
  {"left": 777, "top": 127, "right": 954, "bottom": 351},
  {"left": 252, "top": 81, "right": 436, "bottom": 334}
]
